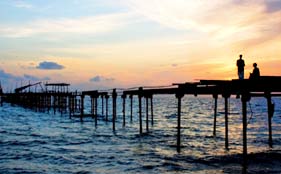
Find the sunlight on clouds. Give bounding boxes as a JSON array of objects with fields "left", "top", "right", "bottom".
[
  {"left": 0, "top": 12, "right": 135, "bottom": 38},
  {"left": 1, "top": 0, "right": 281, "bottom": 89},
  {"left": 123, "top": 0, "right": 226, "bottom": 31},
  {"left": 123, "top": 0, "right": 281, "bottom": 43}
]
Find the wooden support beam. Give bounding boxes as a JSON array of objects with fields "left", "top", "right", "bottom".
[
  {"left": 102, "top": 96, "right": 104, "bottom": 116},
  {"left": 213, "top": 94, "right": 218, "bottom": 137},
  {"left": 91, "top": 97, "right": 94, "bottom": 118},
  {"left": 265, "top": 92, "right": 273, "bottom": 148},
  {"left": 176, "top": 91, "right": 184, "bottom": 153},
  {"left": 71, "top": 96, "right": 74, "bottom": 117},
  {"left": 74, "top": 97, "right": 77, "bottom": 112},
  {"left": 95, "top": 97, "right": 98, "bottom": 126},
  {"left": 0, "top": 96, "right": 3, "bottom": 107},
  {"left": 130, "top": 95, "right": 133, "bottom": 122},
  {"left": 112, "top": 89, "right": 117, "bottom": 131},
  {"left": 242, "top": 92, "right": 250, "bottom": 167},
  {"left": 138, "top": 87, "right": 143, "bottom": 134},
  {"left": 53, "top": 95, "right": 57, "bottom": 115},
  {"left": 146, "top": 97, "right": 149, "bottom": 132},
  {"left": 223, "top": 94, "right": 230, "bottom": 150},
  {"left": 80, "top": 95, "right": 84, "bottom": 122},
  {"left": 150, "top": 95, "right": 154, "bottom": 125},
  {"left": 122, "top": 94, "right": 126, "bottom": 127},
  {"left": 105, "top": 95, "right": 109, "bottom": 121}
]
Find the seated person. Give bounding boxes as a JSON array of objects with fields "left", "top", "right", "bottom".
[{"left": 249, "top": 63, "right": 260, "bottom": 79}]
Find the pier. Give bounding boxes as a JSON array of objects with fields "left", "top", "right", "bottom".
[{"left": 2, "top": 76, "right": 281, "bottom": 166}]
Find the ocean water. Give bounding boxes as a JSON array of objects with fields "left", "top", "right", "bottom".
[{"left": 1, "top": 95, "right": 281, "bottom": 174}]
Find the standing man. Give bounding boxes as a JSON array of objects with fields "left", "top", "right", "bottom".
[{"left": 236, "top": 54, "right": 245, "bottom": 80}]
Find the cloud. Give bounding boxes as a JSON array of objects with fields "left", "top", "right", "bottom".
[
  {"left": 0, "top": 69, "right": 51, "bottom": 91},
  {"left": 90, "top": 76, "right": 101, "bottom": 82},
  {"left": 14, "top": 1, "right": 33, "bottom": 9},
  {"left": 23, "top": 74, "right": 50, "bottom": 81},
  {"left": 36, "top": 61, "right": 65, "bottom": 70},
  {"left": 0, "top": 69, "right": 51, "bottom": 81},
  {"left": 0, "top": 69, "right": 16, "bottom": 80},
  {"left": 0, "top": 12, "right": 135, "bottom": 38},
  {"left": 265, "top": 0, "right": 281, "bottom": 13},
  {"left": 90, "top": 75, "right": 115, "bottom": 83},
  {"left": 123, "top": 0, "right": 281, "bottom": 43}
]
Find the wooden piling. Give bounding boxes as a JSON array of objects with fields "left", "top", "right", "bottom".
[
  {"left": 150, "top": 95, "right": 154, "bottom": 125},
  {"left": 102, "top": 96, "right": 104, "bottom": 116},
  {"left": 138, "top": 87, "right": 143, "bottom": 134},
  {"left": 223, "top": 94, "right": 229, "bottom": 150},
  {"left": 68, "top": 95, "right": 72, "bottom": 118},
  {"left": 80, "top": 95, "right": 84, "bottom": 122},
  {"left": 112, "top": 89, "right": 117, "bottom": 131},
  {"left": 146, "top": 96, "right": 149, "bottom": 132},
  {"left": 130, "top": 95, "right": 133, "bottom": 122},
  {"left": 74, "top": 97, "right": 78, "bottom": 112},
  {"left": 176, "top": 91, "right": 184, "bottom": 153},
  {"left": 95, "top": 97, "right": 98, "bottom": 126},
  {"left": 0, "top": 96, "right": 3, "bottom": 107},
  {"left": 105, "top": 95, "right": 109, "bottom": 121},
  {"left": 242, "top": 92, "right": 250, "bottom": 166},
  {"left": 122, "top": 94, "right": 126, "bottom": 127},
  {"left": 91, "top": 96, "right": 94, "bottom": 118},
  {"left": 213, "top": 94, "right": 218, "bottom": 136},
  {"left": 225, "top": 97, "right": 229, "bottom": 150},
  {"left": 53, "top": 95, "right": 57, "bottom": 115},
  {"left": 265, "top": 92, "right": 273, "bottom": 148}
]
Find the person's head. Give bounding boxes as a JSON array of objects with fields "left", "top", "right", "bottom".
[
  {"left": 253, "top": 63, "right": 257, "bottom": 67},
  {"left": 239, "top": 54, "right": 242, "bottom": 59}
]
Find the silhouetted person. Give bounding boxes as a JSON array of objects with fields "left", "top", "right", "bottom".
[
  {"left": 250, "top": 63, "right": 260, "bottom": 79},
  {"left": 236, "top": 54, "right": 245, "bottom": 80}
]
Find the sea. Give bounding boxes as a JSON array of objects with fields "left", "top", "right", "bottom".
[{"left": 1, "top": 95, "right": 281, "bottom": 174}]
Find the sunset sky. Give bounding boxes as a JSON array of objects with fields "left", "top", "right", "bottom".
[{"left": 0, "top": 0, "right": 281, "bottom": 91}]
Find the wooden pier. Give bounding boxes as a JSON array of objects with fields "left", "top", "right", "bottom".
[{"left": 2, "top": 76, "right": 281, "bottom": 166}]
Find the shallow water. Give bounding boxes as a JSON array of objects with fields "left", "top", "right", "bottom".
[{"left": 1, "top": 95, "right": 281, "bottom": 173}]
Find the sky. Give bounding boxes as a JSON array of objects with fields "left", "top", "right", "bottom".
[{"left": 0, "top": 0, "right": 281, "bottom": 91}]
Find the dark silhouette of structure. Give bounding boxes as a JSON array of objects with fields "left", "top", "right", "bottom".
[
  {"left": 250, "top": 63, "right": 260, "bottom": 79},
  {"left": 0, "top": 81, "right": 3, "bottom": 106},
  {"left": 237, "top": 54, "right": 245, "bottom": 80},
  {"left": 2, "top": 76, "right": 281, "bottom": 170}
]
